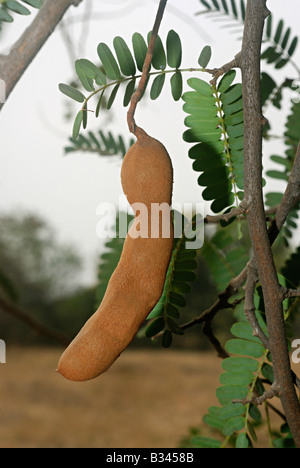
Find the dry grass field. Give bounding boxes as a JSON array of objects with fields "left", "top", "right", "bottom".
[{"left": 0, "top": 346, "right": 283, "bottom": 448}]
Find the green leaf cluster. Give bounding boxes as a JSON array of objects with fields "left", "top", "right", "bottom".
[
  {"left": 59, "top": 30, "right": 189, "bottom": 138},
  {"left": 198, "top": 0, "right": 298, "bottom": 72},
  {"left": 201, "top": 228, "right": 249, "bottom": 292},
  {"left": 262, "top": 16, "right": 298, "bottom": 70},
  {"left": 261, "top": 72, "right": 294, "bottom": 111},
  {"left": 199, "top": 0, "right": 246, "bottom": 21},
  {"left": 194, "top": 308, "right": 271, "bottom": 448},
  {"left": 183, "top": 70, "right": 244, "bottom": 214},
  {"left": 64, "top": 129, "right": 135, "bottom": 158},
  {"left": 95, "top": 213, "right": 134, "bottom": 308},
  {"left": 145, "top": 213, "right": 201, "bottom": 347},
  {"left": 265, "top": 101, "right": 300, "bottom": 245},
  {"left": 281, "top": 247, "right": 300, "bottom": 289},
  {"left": 0, "top": 0, "right": 41, "bottom": 30}
]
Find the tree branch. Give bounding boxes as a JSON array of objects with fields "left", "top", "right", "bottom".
[
  {"left": 0, "top": 0, "right": 84, "bottom": 110},
  {"left": 180, "top": 291, "right": 244, "bottom": 359},
  {"left": 283, "top": 289, "right": 300, "bottom": 299},
  {"left": 206, "top": 51, "right": 242, "bottom": 86},
  {"left": 240, "top": 0, "right": 300, "bottom": 446},
  {"left": 233, "top": 383, "right": 280, "bottom": 406},
  {"left": 244, "top": 262, "right": 270, "bottom": 349},
  {"left": 205, "top": 199, "right": 248, "bottom": 224},
  {"left": 127, "top": 0, "right": 168, "bottom": 136},
  {"left": 0, "top": 294, "right": 71, "bottom": 346}
]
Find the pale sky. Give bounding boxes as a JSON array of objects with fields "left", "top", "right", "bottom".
[{"left": 0, "top": 0, "right": 299, "bottom": 285}]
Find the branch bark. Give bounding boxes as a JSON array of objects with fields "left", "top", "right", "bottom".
[
  {"left": 0, "top": 0, "right": 84, "bottom": 110},
  {"left": 241, "top": 0, "right": 300, "bottom": 446}
]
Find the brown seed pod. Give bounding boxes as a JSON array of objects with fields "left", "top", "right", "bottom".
[{"left": 57, "top": 128, "right": 174, "bottom": 381}]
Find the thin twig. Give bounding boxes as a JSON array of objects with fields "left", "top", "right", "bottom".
[
  {"left": 127, "top": 0, "right": 168, "bottom": 136},
  {"left": 244, "top": 262, "right": 270, "bottom": 349},
  {"left": 205, "top": 200, "right": 248, "bottom": 224},
  {"left": 180, "top": 291, "right": 244, "bottom": 358},
  {"left": 0, "top": 295, "right": 71, "bottom": 346},
  {"left": 283, "top": 289, "right": 300, "bottom": 299},
  {"left": 233, "top": 383, "right": 280, "bottom": 406},
  {"left": 204, "top": 201, "right": 278, "bottom": 225},
  {"left": 206, "top": 51, "right": 242, "bottom": 86}
]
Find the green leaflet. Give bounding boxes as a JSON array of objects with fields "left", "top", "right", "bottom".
[
  {"left": 132, "top": 32, "right": 148, "bottom": 72},
  {"left": 182, "top": 71, "right": 244, "bottom": 214},
  {"left": 198, "top": 45, "right": 212, "bottom": 68},
  {"left": 150, "top": 73, "right": 166, "bottom": 100},
  {"left": 170, "top": 72, "right": 183, "bottom": 101},
  {"left": 6, "top": 0, "right": 30, "bottom": 15},
  {"left": 58, "top": 84, "right": 86, "bottom": 103},
  {"left": 166, "top": 30, "right": 182, "bottom": 69},
  {"left": 148, "top": 32, "right": 167, "bottom": 70},
  {"left": 107, "top": 83, "right": 120, "bottom": 110},
  {"left": 225, "top": 339, "right": 265, "bottom": 358},
  {"left": 97, "top": 42, "right": 122, "bottom": 81},
  {"left": 113, "top": 36, "right": 136, "bottom": 77},
  {"left": 123, "top": 78, "right": 136, "bottom": 107},
  {"left": 20, "top": 0, "right": 42, "bottom": 6},
  {"left": 0, "top": 9, "right": 13, "bottom": 22},
  {"left": 222, "top": 357, "right": 259, "bottom": 374},
  {"left": 72, "top": 111, "right": 83, "bottom": 139}
]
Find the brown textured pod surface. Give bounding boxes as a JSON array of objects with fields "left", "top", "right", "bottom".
[{"left": 57, "top": 128, "right": 174, "bottom": 381}]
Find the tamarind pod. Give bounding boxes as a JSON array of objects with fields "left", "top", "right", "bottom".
[{"left": 57, "top": 129, "right": 174, "bottom": 381}]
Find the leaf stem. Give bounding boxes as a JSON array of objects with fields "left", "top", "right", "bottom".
[
  {"left": 127, "top": 0, "right": 169, "bottom": 136},
  {"left": 81, "top": 67, "right": 206, "bottom": 112}
]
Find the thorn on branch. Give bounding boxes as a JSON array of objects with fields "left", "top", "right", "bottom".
[
  {"left": 263, "top": 6, "right": 271, "bottom": 19},
  {"left": 260, "top": 115, "right": 269, "bottom": 127}
]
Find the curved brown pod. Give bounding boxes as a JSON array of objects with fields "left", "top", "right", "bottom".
[{"left": 57, "top": 128, "right": 174, "bottom": 381}]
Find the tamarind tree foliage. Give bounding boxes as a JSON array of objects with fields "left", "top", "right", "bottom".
[{"left": 1, "top": 0, "right": 300, "bottom": 450}]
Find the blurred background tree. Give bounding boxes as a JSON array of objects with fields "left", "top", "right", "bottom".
[{"left": 0, "top": 211, "right": 94, "bottom": 343}]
